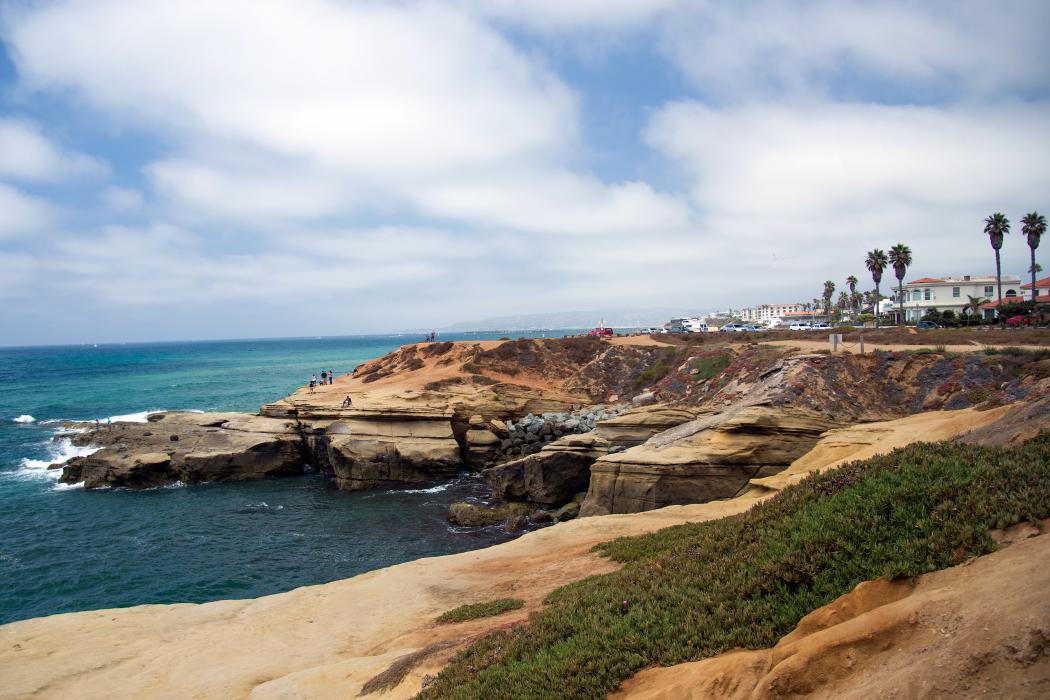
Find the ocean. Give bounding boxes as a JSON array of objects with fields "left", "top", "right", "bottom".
[{"left": 0, "top": 331, "right": 577, "bottom": 625}]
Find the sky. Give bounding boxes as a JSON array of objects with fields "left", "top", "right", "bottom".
[{"left": 1, "top": 0, "right": 1049, "bottom": 345}]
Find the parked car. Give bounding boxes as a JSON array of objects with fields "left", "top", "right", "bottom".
[
  {"left": 915, "top": 320, "right": 941, "bottom": 329},
  {"left": 743, "top": 325, "right": 766, "bottom": 332},
  {"left": 788, "top": 322, "right": 811, "bottom": 331},
  {"left": 811, "top": 322, "right": 832, "bottom": 330},
  {"left": 719, "top": 323, "right": 747, "bottom": 332}
]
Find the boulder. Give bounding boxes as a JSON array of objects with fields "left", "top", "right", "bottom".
[
  {"left": 482, "top": 432, "right": 612, "bottom": 506},
  {"left": 553, "top": 501, "right": 581, "bottom": 521},
  {"left": 465, "top": 429, "right": 502, "bottom": 469},
  {"left": 447, "top": 501, "right": 532, "bottom": 527}
]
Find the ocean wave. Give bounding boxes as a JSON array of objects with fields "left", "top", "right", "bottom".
[
  {"left": 12, "top": 415, "right": 35, "bottom": 423},
  {"left": 16, "top": 438, "right": 100, "bottom": 479},
  {"left": 402, "top": 483, "right": 453, "bottom": 494}
]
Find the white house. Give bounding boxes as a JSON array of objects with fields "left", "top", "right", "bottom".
[
  {"left": 739, "top": 303, "right": 806, "bottom": 325},
  {"left": 892, "top": 275, "right": 1022, "bottom": 321}
]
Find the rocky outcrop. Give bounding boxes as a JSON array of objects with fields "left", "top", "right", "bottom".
[
  {"left": 447, "top": 502, "right": 533, "bottom": 529},
  {"left": 60, "top": 412, "right": 305, "bottom": 489},
  {"left": 483, "top": 432, "right": 612, "bottom": 506},
  {"left": 580, "top": 406, "right": 835, "bottom": 516},
  {"left": 303, "top": 407, "right": 462, "bottom": 491},
  {"left": 592, "top": 405, "right": 696, "bottom": 447}
]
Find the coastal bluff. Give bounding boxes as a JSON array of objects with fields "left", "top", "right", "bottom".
[
  {"left": 7, "top": 398, "right": 1050, "bottom": 699},
  {"left": 60, "top": 336, "right": 669, "bottom": 491}
]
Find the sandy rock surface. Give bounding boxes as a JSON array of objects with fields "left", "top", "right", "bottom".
[{"left": 614, "top": 524, "right": 1050, "bottom": 699}]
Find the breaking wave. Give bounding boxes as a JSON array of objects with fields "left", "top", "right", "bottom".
[{"left": 12, "top": 415, "right": 35, "bottom": 423}]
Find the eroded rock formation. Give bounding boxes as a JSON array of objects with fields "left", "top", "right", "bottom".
[{"left": 580, "top": 406, "right": 835, "bottom": 516}]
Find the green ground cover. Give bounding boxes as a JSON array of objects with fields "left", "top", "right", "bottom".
[
  {"left": 419, "top": 434, "right": 1050, "bottom": 699},
  {"left": 436, "top": 599, "right": 526, "bottom": 624}
]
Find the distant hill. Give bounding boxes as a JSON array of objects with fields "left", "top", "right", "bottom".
[{"left": 438, "top": 308, "right": 709, "bottom": 332}]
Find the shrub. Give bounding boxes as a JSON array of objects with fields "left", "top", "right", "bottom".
[
  {"left": 691, "top": 353, "right": 731, "bottom": 381},
  {"left": 420, "top": 435, "right": 1050, "bottom": 699},
  {"left": 436, "top": 599, "right": 525, "bottom": 624}
]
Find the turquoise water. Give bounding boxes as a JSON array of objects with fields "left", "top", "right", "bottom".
[{"left": 0, "top": 331, "right": 575, "bottom": 625}]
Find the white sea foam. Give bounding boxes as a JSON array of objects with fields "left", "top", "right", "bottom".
[
  {"left": 12, "top": 415, "right": 35, "bottom": 423},
  {"left": 402, "top": 483, "right": 452, "bottom": 494},
  {"left": 105, "top": 410, "right": 156, "bottom": 423},
  {"left": 102, "top": 408, "right": 205, "bottom": 423},
  {"left": 16, "top": 438, "right": 100, "bottom": 480}
]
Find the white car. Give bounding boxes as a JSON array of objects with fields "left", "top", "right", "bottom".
[
  {"left": 788, "top": 322, "right": 811, "bottom": 331},
  {"left": 811, "top": 322, "right": 832, "bottom": 330}
]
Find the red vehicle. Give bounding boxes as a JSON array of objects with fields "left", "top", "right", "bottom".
[{"left": 587, "top": 325, "right": 614, "bottom": 337}]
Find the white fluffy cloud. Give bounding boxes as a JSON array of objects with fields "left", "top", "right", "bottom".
[
  {"left": 4, "top": 0, "right": 689, "bottom": 237},
  {"left": 646, "top": 100, "right": 1050, "bottom": 283},
  {"left": 0, "top": 118, "right": 106, "bottom": 182},
  {"left": 659, "top": 0, "right": 1050, "bottom": 99},
  {"left": 0, "top": 183, "right": 54, "bottom": 237}
]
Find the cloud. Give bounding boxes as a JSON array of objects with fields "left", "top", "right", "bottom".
[
  {"left": 645, "top": 99, "right": 1050, "bottom": 288},
  {"left": 101, "top": 186, "right": 144, "bottom": 211},
  {"left": 3, "top": 0, "right": 686, "bottom": 239},
  {"left": 0, "top": 183, "right": 54, "bottom": 237},
  {"left": 658, "top": 0, "right": 1050, "bottom": 100},
  {"left": 0, "top": 118, "right": 107, "bottom": 182},
  {"left": 5, "top": 0, "right": 576, "bottom": 176},
  {"left": 462, "top": 0, "right": 679, "bottom": 32},
  {"left": 413, "top": 168, "right": 690, "bottom": 235}
]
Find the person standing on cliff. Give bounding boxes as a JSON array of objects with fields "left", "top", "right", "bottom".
[
  {"left": 328, "top": 369, "right": 335, "bottom": 385},
  {"left": 309, "top": 374, "right": 316, "bottom": 392},
  {"left": 320, "top": 370, "right": 327, "bottom": 385}
]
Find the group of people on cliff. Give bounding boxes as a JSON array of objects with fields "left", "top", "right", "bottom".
[{"left": 309, "top": 369, "right": 336, "bottom": 391}]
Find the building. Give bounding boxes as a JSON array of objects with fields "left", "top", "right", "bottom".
[
  {"left": 739, "top": 303, "right": 807, "bottom": 325},
  {"left": 892, "top": 275, "right": 1022, "bottom": 322},
  {"left": 1021, "top": 276, "right": 1050, "bottom": 301}
]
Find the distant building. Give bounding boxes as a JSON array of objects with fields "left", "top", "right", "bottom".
[
  {"left": 739, "top": 303, "right": 806, "bottom": 325},
  {"left": 1021, "top": 276, "right": 1050, "bottom": 301},
  {"left": 892, "top": 275, "right": 1022, "bottom": 321}
]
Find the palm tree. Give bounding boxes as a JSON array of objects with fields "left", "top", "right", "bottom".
[
  {"left": 887, "top": 243, "right": 912, "bottom": 325},
  {"left": 1031, "top": 262, "right": 1043, "bottom": 276},
  {"left": 846, "top": 275, "right": 858, "bottom": 312},
  {"left": 965, "top": 295, "right": 989, "bottom": 325},
  {"left": 1022, "top": 211, "right": 1046, "bottom": 302},
  {"left": 983, "top": 212, "right": 1010, "bottom": 322},
  {"left": 851, "top": 290, "right": 863, "bottom": 313},
  {"left": 822, "top": 281, "right": 835, "bottom": 317},
  {"left": 865, "top": 249, "right": 888, "bottom": 328}
]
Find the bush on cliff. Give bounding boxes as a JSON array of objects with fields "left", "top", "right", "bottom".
[
  {"left": 418, "top": 433, "right": 1050, "bottom": 700},
  {"left": 437, "top": 598, "right": 525, "bottom": 624}
]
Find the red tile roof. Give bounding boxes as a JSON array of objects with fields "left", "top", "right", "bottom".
[
  {"left": 1020, "top": 276, "right": 1050, "bottom": 290},
  {"left": 981, "top": 294, "right": 1050, "bottom": 308},
  {"left": 907, "top": 277, "right": 945, "bottom": 284}
]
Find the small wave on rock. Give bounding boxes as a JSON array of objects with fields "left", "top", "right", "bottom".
[
  {"left": 15, "top": 438, "right": 100, "bottom": 480},
  {"left": 12, "top": 415, "right": 35, "bottom": 423}
]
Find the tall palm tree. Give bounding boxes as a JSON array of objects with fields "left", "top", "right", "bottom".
[
  {"left": 983, "top": 212, "right": 1010, "bottom": 322},
  {"left": 1022, "top": 211, "right": 1047, "bottom": 302},
  {"left": 851, "top": 290, "right": 863, "bottom": 313},
  {"left": 965, "top": 295, "right": 989, "bottom": 325},
  {"left": 887, "top": 243, "right": 912, "bottom": 325},
  {"left": 822, "top": 281, "right": 835, "bottom": 317},
  {"left": 846, "top": 275, "right": 858, "bottom": 312},
  {"left": 865, "top": 249, "right": 888, "bottom": 327}
]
